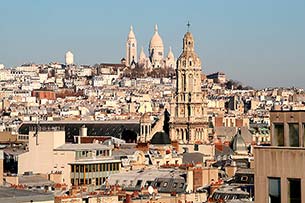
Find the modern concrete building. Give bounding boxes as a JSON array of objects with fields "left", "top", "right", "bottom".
[
  {"left": 254, "top": 110, "right": 305, "bottom": 202},
  {"left": 4, "top": 125, "right": 120, "bottom": 190}
]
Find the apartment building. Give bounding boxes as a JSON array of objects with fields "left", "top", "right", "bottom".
[{"left": 254, "top": 110, "right": 305, "bottom": 202}]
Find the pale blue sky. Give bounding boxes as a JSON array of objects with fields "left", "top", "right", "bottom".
[{"left": 1, "top": 0, "right": 305, "bottom": 88}]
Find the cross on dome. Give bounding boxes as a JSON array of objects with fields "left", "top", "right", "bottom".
[
  {"left": 154, "top": 24, "right": 158, "bottom": 33},
  {"left": 187, "top": 21, "right": 191, "bottom": 31}
]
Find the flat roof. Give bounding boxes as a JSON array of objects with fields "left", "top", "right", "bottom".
[
  {"left": 69, "top": 157, "right": 121, "bottom": 165},
  {"left": 22, "top": 120, "right": 139, "bottom": 125},
  {"left": 0, "top": 187, "right": 54, "bottom": 203},
  {"left": 270, "top": 110, "right": 305, "bottom": 112},
  {"left": 55, "top": 143, "right": 111, "bottom": 151}
]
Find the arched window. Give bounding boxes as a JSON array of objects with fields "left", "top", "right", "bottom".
[{"left": 189, "top": 74, "right": 193, "bottom": 92}]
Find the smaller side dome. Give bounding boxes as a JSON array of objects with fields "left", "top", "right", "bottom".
[
  {"left": 139, "top": 46, "right": 146, "bottom": 60},
  {"left": 167, "top": 46, "right": 174, "bottom": 59},
  {"left": 230, "top": 128, "right": 247, "bottom": 153},
  {"left": 150, "top": 131, "right": 171, "bottom": 145}
]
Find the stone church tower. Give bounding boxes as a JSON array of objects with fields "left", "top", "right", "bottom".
[
  {"left": 169, "top": 31, "right": 208, "bottom": 144},
  {"left": 126, "top": 25, "right": 137, "bottom": 67}
]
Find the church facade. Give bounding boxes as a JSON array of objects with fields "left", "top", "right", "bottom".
[
  {"left": 126, "top": 24, "right": 175, "bottom": 69},
  {"left": 169, "top": 31, "right": 208, "bottom": 144}
]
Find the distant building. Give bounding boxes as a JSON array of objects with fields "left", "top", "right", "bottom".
[
  {"left": 126, "top": 24, "right": 175, "bottom": 69},
  {"left": 65, "top": 51, "right": 74, "bottom": 65},
  {"left": 31, "top": 89, "right": 56, "bottom": 100},
  {"left": 206, "top": 72, "right": 226, "bottom": 84},
  {"left": 254, "top": 110, "right": 304, "bottom": 202},
  {"left": 126, "top": 26, "right": 137, "bottom": 67}
]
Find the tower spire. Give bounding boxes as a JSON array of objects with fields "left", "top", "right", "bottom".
[{"left": 154, "top": 24, "right": 158, "bottom": 33}]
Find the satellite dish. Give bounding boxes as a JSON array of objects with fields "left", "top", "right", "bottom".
[{"left": 148, "top": 186, "right": 154, "bottom": 195}]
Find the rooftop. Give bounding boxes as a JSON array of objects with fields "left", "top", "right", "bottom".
[
  {"left": 69, "top": 157, "right": 121, "bottom": 165},
  {"left": 55, "top": 143, "right": 111, "bottom": 151},
  {"left": 0, "top": 187, "right": 54, "bottom": 203}
]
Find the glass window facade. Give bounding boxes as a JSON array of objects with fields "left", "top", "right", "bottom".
[
  {"left": 70, "top": 162, "right": 120, "bottom": 189},
  {"left": 288, "top": 178, "right": 301, "bottom": 203},
  {"left": 273, "top": 124, "right": 284, "bottom": 146},
  {"left": 288, "top": 123, "right": 299, "bottom": 147},
  {"left": 269, "top": 177, "right": 281, "bottom": 203}
]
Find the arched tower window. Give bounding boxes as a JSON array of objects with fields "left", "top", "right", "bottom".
[{"left": 189, "top": 74, "right": 193, "bottom": 92}]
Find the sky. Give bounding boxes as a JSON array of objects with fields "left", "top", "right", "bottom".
[{"left": 1, "top": 0, "right": 305, "bottom": 89}]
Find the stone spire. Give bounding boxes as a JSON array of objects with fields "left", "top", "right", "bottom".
[
  {"left": 126, "top": 25, "right": 137, "bottom": 66},
  {"left": 169, "top": 29, "right": 208, "bottom": 144}
]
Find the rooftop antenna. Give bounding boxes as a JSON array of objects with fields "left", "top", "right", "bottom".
[{"left": 187, "top": 21, "right": 191, "bottom": 32}]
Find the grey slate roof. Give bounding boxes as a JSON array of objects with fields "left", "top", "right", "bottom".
[{"left": 0, "top": 187, "right": 54, "bottom": 203}]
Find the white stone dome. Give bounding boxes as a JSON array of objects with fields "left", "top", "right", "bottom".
[{"left": 149, "top": 24, "right": 164, "bottom": 49}]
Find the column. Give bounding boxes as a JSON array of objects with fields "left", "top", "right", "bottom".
[{"left": 284, "top": 122, "right": 289, "bottom": 146}]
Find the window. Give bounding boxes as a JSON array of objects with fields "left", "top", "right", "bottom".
[
  {"left": 240, "top": 176, "right": 248, "bottom": 182},
  {"left": 136, "top": 180, "right": 142, "bottom": 187},
  {"left": 155, "top": 182, "right": 162, "bottom": 187},
  {"left": 179, "top": 183, "right": 184, "bottom": 188},
  {"left": 269, "top": 177, "right": 281, "bottom": 203},
  {"left": 288, "top": 178, "right": 301, "bottom": 203},
  {"left": 274, "top": 124, "right": 284, "bottom": 146},
  {"left": 289, "top": 124, "right": 299, "bottom": 147},
  {"left": 303, "top": 124, "right": 305, "bottom": 147},
  {"left": 79, "top": 178, "right": 84, "bottom": 185}
]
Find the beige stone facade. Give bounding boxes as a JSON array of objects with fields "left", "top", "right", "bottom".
[
  {"left": 18, "top": 130, "right": 66, "bottom": 175},
  {"left": 169, "top": 31, "right": 208, "bottom": 144},
  {"left": 126, "top": 25, "right": 137, "bottom": 67},
  {"left": 255, "top": 146, "right": 305, "bottom": 202},
  {"left": 255, "top": 110, "right": 305, "bottom": 202}
]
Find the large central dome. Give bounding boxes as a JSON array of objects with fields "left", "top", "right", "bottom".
[{"left": 149, "top": 24, "right": 164, "bottom": 49}]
